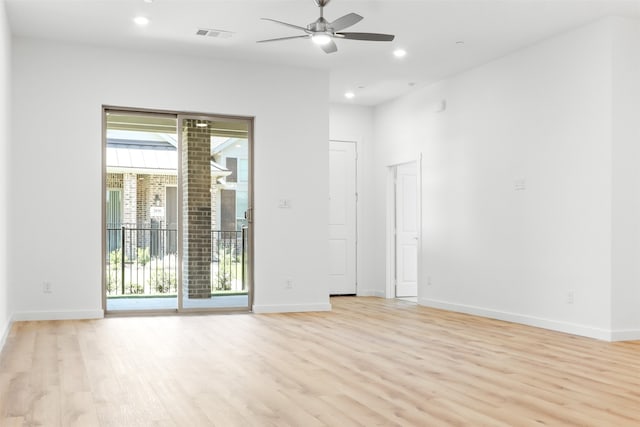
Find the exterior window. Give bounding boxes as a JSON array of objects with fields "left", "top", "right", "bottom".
[
  {"left": 226, "top": 157, "right": 237, "bottom": 183},
  {"left": 106, "top": 189, "right": 122, "bottom": 228}
]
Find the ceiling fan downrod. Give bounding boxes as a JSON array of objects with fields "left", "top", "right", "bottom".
[{"left": 312, "top": 0, "right": 329, "bottom": 29}]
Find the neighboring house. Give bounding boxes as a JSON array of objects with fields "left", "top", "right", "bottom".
[
  {"left": 211, "top": 136, "right": 250, "bottom": 232},
  {"left": 105, "top": 130, "right": 248, "bottom": 237}
]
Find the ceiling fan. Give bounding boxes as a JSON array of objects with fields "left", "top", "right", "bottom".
[{"left": 257, "top": 0, "right": 395, "bottom": 54}]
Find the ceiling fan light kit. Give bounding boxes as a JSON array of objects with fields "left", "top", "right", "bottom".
[
  {"left": 312, "top": 34, "right": 332, "bottom": 45},
  {"left": 257, "top": 0, "right": 395, "bottom": 54}
]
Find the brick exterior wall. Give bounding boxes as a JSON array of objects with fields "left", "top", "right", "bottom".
[
  {"left": 107, "top": 173, "right": 178, "bottom": 228},
  {"left": 127, "top": 174, "right": 176, "bottom": 249},
  {"left": 106, "top": 173, "right": 123, "bottom": 189},
  {"left": 122, "top": 173, "right": 137, "bottom": 259},
  {"left": 182, "top": 120, "right": 212, "bottom": 299},
  {"left": 136, "top": 175, "right": 148, "bottom": 227},
  {"left": 123, "top": 173, "right": 137, "bottom": 226},
  {"left": 135, "top": 174, "right": 177, "bottom": 228}
]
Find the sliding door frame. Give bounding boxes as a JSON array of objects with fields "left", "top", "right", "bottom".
[{"left": 101, "top": 106, "right": 254, "bottom": 315}]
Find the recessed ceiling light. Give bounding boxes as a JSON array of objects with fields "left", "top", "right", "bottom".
[
  {"left": 134, "top": 16, "right": 150, "bottom": 26},
  {"left": 345, "top": 92, "right": 355, "bottom": 99},
  {"left": 456, "top": 41, "right": 465, "bottom": 46},
  {"left": 312, "top": 34, "right": 332, "bottom": 45},
  {"left": 393, "top": 49, "right": 407, "bottom": 58}
]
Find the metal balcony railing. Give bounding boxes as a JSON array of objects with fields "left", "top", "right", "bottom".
[{"left": 105, "top": 226, "right": 247, "bottom": 297}]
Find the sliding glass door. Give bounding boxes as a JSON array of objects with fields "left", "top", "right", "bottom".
[{"left": 103, "top": 109, "right": 252, "bottom": 313}]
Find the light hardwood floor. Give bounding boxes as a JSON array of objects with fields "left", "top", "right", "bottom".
[{"left": 1, "top": 297, "right": 640, "bottom": 426}]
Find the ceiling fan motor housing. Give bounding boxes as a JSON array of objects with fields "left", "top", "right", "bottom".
[{"left": 308, "top": 17, "right": 330, "bottom": 33}]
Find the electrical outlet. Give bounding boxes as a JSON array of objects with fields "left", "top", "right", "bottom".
[
  {"left": 43, "top": 281, "right": 52, "bottom": 294},
  {"left": 285, "top": 279, "right": 293, "bottom": 290}
]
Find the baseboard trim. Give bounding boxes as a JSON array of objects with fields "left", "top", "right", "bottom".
[
  {"left": 419, "top": 298, "right": 613, "bottom": 341},
  {"left": 357, "top": 289, "right": 385, "bottom": 298},
  {"left": 610, "top": 329, "right": 640, "bottom": 342},
  {"left": 12, "top": 309, "right": 104, "bottom": 322},
  {"left": 0, "top": 314, "right": 13, "bottom": 354},
  {"left": 252, "top": 303, "right": 332, "bottom": 314}
]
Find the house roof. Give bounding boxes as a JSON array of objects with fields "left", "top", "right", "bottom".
[
  {"left": 107, "top": 138, "right": 231, "bottom": 177},
  {"left": 107, "top": 145, "right": 177, "bottom": 175}
]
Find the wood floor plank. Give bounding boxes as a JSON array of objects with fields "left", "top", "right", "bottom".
[{"left": 1, "top": 296, "right": 640, "bottom": 426}]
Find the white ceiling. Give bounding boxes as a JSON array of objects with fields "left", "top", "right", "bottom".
[{"left": 6, "top": 0, "right": 640, "bottom": 106}]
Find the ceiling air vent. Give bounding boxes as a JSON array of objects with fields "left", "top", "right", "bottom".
[{"left": 196, "top": 28, "right": 233, "bottom": 39}]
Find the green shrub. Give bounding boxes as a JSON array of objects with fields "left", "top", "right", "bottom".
[
  {"left": 127, "top": 282, "right": 145, "bottom": 294},
  {"left": 214, "top": 249, "right": 241, "bottom": 291},
  {"left": 105, "top": 273, "right": 118, "bottom": 294},
  {"left": 109, "top": 249, "right": 122, "bottom": 268},
  {"left": 149, "top": 270, "right": 177, "bottom": 294},
  {"left": 137, "top": 247, "right": 150, "bottom": 267}
]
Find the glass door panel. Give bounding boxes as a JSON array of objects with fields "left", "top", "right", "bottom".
[
  {"left": 178, "top": 115, "right": 252, "bottom": 311},
  {"left": 104, "top": 110, "right": 179, "bottom": 312}
]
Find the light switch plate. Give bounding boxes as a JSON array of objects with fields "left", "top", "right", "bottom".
[{"left": 278, "top": 199, "right": 291, "bottom": 209}]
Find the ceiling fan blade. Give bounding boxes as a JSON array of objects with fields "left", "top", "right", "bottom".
[
  {"left": 320, "top": 39, "right": 338, "bottom": 54},
  {"left": 336, "top": 32, "right": 395, "bottom": 42},
  {"left": 257, "top": 35, "right": 310, "bottom": 43},
  {"left": 261, "top": 18, "right": 309, "bottom": 33},
  {"left": 330, "top": 13, "right": 363, "bottom": 32}
]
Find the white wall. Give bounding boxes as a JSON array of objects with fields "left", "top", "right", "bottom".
[
  {"left": 611, "top": 17, "right": 640, "bottom": 340},
  {"left": 0, "top": 0, "right": 11, "bottom": 346},
  {"left": 10, "top": 38, "right": 330, "bottom": 318},
  {"left": 329, "top": 104, "right": 383, "bottom": 296},
  {"left": 374, "top": 19, "right": 618, "bottom": 339}
]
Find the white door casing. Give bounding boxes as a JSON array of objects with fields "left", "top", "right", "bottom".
[
  {"left": 395, "top": 161, "right": 418, "bottom": 297},
  {"left": 329, "top": 141, "right": 357, "bottom": 295}
]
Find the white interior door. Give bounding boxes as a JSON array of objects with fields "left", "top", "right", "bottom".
[
  {"left": 329, "top": 141, "right": 357, "bottom": 295},
  {"left": 395, "top": 162, "right": 418, "bottom": 297}
]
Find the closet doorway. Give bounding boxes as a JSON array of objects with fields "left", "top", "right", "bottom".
[
  {"left": 388, "top": 160, "right": 419, "bottom": 301},
  {"left": 329, "top": 140, "right": 357, "bottom": 295}
]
